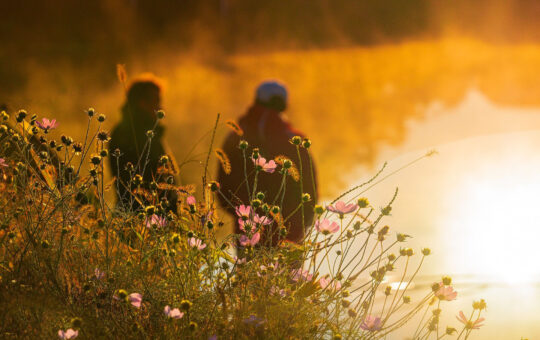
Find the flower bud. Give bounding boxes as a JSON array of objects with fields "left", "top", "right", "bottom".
[
  {"left": 357, "top": 198, "right": 369, "bottom": 208},
  {"left": 238, "top": 140, "right": 248, "bottom": 150},
  {"left": 251, "top": 199, "right": 261, "bottom": 208},
  {"left": 442, "top": 276, "right": 452, "bottom": 286},
  {"left": 302, "top": 138, "right": 312, "bottom": 148},
  {"left": 290, "top": 136, "right": 302, "bottom": 145},
  {"left": 422, "top": 248, "right": 431, "bottom": 256},
  {"left": 159, "top": 155, "right": 169, "bottom": 165},
  {"left": 397, "top": 233, "right": 408, "bottom": 242},
  {"left": 16, "top": 110, "right": 27, "bottom": 122},
  {"left": 156, "top": 110, "right": 165, "bottom": 119},
  {"left": 314, "top": 205, "right": 324, "bottom": 214},
  {"left": 381, "top": 205, "right": 392, "bottom": 216},
  {"left": 97, "top": 114, "right": 106, "bottom": 122},
  {"left": 431, "top": 282, "right": 441, "bottom": 292},
  {"left": 180, "top": 299, "right": 192, "bottom": 311},
  {"left": 144, "top": 205, "right": 156, "bottom": 216},
  {"left": 472, "top": 299, "right": 487, "bottom": 310},
  {"left": 302, "top": 193, "right": 311, "bottom": 202},
  {"left": 90, "top": 155, "right": 102, "bottom": 165},
  {"left": 97, "top": 131, "right": 110, "bottom": 142},
  {"left": 251, "top": 148, "right": 260, "bottom": 160},
  {"left": 132, "top": 174, "right": 143, "bottom": 186},
  {"left": 87, "top": 108, "right": 95, "bottom": 117},
  {"left": 403, "top": 296, "right": 411, "bottom": 304},
  {"left": 117, "top": 289, "right": 128, "bottom": 299},
  {"left": 208, "top": 181, "right": 220, "bottom": 192},
  {"left": 71, "top": 317, "right": 83, "bottom": 329}
]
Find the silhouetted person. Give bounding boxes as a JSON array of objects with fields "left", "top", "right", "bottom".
[
  {"left": 218, "top": 80, "right": 318, "bottom": 246},
  {"left": 109, "top": 77, "right": 179, "bottom": 212}
]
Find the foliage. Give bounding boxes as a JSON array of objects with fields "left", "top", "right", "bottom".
[{"left": 0, "top": 109, "right": 485, "bottom": 339}]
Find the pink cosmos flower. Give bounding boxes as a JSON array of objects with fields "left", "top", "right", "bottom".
[
  {"left": 164, "top": 305, "right": 184, "bottom": 319},
  {"left": 253, "top": 157, "right": 277, "bottom": 173},
  {"left": 239, "top": 213, "right": 273, "bottom": 232},
  {"left": 58, "top": 329, "right": 78, "bottom": 339},
  {"left": 327, "top": 201, "right": 358, "bottom": 216},
  {"left": 319, "top": 276, "right": 342, "bottom": 291},
  {"left": 145, "top": 214, "right": 167, "bottom": 228},
  {"left": 128, "top": 293, "right": 142, "bottom": 308},
  {"left": 360, "top": 315, "right": 382, "bottom": 331},
  {"left": 257, "top": 261, "right": 284, "bottom": 277},
  {"left": 0, "top": 158, "right": 8, "bottom": 168},
  {"left": 188, "top": 237, "right": 207, "bottom": 250},
  {"left": 233, "top": 256, "right": 247, "bottom": 265},
  {"left": 238, "top": 218, "right": 255, "bottom": 232},
  {"left": 457, "top": 311, "right": 485, "bottom": 330},
  {"left": 435, "top": 283, "right": 458, "bottom": 301},
  {"left": 235, "top": 205, "right": 252, "bottom": 219},
  {"left": 94, "top": 268, "right": 105, "bottom": 280},
  {"left": 239, "top": 232, "right": 261, "bottom": 247},
  {"left": 315, "top": 219, "right": 340, "bottom": 235},
  {"left": 36, "top": 118, "right": 58, "bottom": 131},
  {"left": 291, "top": 268, "right": 313, "bottom": 282},
  {"left": 253, "top": 214, "right": 273, "bottom": 225},
  {"left": 270, "top": 286, "right": 287, "bottom": 297},
  {"left": 186, "top": 195, "right": 196, "bottom": 206}
]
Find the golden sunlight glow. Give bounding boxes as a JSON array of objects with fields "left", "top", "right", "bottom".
[{"left": 447, "top": 159, "right": 540, "bottom": 284}]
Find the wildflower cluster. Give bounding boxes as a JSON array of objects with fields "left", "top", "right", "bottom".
[{"left": 0, "top": 111, "right": 485, "bottom": 339}]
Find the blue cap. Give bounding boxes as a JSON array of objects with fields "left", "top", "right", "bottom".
[{"left": 255, "top": 80, "right": 288, "bottom": 105}]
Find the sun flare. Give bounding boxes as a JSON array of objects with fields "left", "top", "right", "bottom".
[{"left": 448, "top": 159, "right": 540, "bottom": 284}]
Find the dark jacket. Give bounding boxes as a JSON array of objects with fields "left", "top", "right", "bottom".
[
  {"left": 109, "top": 105, "right": 178, "bottom": 212},
  {"left": 217, "top": 104, "right": 318, "bottom": 245}
]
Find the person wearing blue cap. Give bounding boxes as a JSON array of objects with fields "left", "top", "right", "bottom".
[{"left": 217, "top": 80, "right": 318, "bottom": 247}]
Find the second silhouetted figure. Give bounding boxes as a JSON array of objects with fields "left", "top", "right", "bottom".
[{"left": 218, "top": 80, "right": 318, "bottom": 247}]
